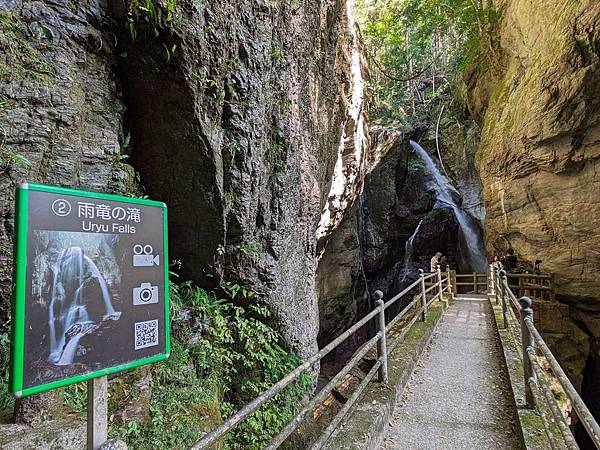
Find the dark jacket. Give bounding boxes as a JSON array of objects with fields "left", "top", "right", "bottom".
[{"left": 502, "top": 254, "right": 518, "bottom": 272}]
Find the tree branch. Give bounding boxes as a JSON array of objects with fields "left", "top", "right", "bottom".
[{"left": 367, "top": 50, "right": 433, "bottom": 83}]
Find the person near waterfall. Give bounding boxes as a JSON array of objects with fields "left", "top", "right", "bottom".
[
  {"left": 502, "top": 248, "right": 518, "bottom": 272},
  {"left": 492, "top": 255, "right": 503, "bottom": 271},
  {"left": 430, "top": 252, "right": 443, "bottom": 273}
]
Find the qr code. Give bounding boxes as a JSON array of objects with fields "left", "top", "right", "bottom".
[{"left": 134, "top": 319, "right": 159, "bottom": 350}]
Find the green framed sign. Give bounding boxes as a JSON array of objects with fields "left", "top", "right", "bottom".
[{"left": 10, "top": 183, "right": 170, "bottom": 398}]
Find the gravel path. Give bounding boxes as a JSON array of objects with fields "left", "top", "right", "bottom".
[{"left": 383, "top": 296, "right": 524, "bottom": 450}]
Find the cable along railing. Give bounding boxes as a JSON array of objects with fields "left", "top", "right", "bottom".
[
  {"left": 189, "top": 267, "right": 452, "bottom": 449},
  {"left": 490, "top": 267, "right": 600, "bottom": 450}
]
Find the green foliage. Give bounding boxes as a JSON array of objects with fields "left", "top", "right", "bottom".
[
  {"left": 107, "top": 281, "right": 310, "bottom": 449},
  {"left": 271, "top": 43, "right": 284, "bottom": 62},
  {"left": 0, "top": 11, "right": 56, "bottom": 82},
  {"left": 0, "top": 323, "right": 14, "bottom": 413},
  {"left": 226, "top": 281, "right": 255, "bottom": 300},
  {"left": 0, "top": 149, "right": 32, "bottom": 175},
  {"left": 356, "top": 0, "right": 496, "bottom": 124},
  {"left": 0, "top": 94, "right": 13, "bottom": 113},
  {"left": 63, "top": 381, "right": 87, "bottom": 412},
  {"left": 225, "top": 190, "right": 238, "bottom": 206},
  {"left": 408, "top": 158, "right": 424, "bottom": 172},
  {"left": 269, "top": 139, "right": 287, "bottom": 183},
  {"left": 234, "top": 241, "right": 261, "bottom": 261},
  {"left": 0, "top": 270, "right": 308, "bottom": 448},
  {"left": 127, "top": 0, "right": 179, "bottom": 40}
]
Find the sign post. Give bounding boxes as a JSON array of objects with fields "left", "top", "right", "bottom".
[
  {"left": 9, "top": 183, "right": 170, "bottom": 446},
  {"left": 87, "top": 376, "right": 108, "bottom": 450}
]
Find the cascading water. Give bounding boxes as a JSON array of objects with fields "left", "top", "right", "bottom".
[
  {"left": 409, "top": 140, "right": 487, "bottom": 272},
  {"left": 356, "top": 194, "right": 370, "bottom": 302},
  {"left": 48, "top": 247, "right": 120, "bottom": 365},
  {"left": 399, "top": 219, "right": 423, "bottom": 282}
]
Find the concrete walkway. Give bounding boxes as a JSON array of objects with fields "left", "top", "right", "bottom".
[{"left": 383, "top": 296, "right": 524, "bottom": 450}]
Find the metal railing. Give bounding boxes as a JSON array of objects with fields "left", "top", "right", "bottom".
[
  {"left": 189, "top": 267, "right": 452, "bottom": 449},
  {"left": 490, "top": 267, "right": 600, "bottom": 449}
]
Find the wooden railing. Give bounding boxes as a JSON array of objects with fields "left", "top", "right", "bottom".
[
  {"left": 505, "top": 273, "right": 556, "bottom": 301},
  {"left": 454, "top": 271, "right": 487, "bottom": 293}
]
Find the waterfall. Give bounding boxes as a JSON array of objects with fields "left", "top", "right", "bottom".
[
  {"left": 84, "top": 255, "right": 115, "bottom": 316},
  {"left": 409, "top": 140, "right": 487, "bottom": 272},
  {"left": 399, "top": 219, "right": 424, "bottom": 282},
  {"left": 47, "top": 247, "right": 119, "bottom": 365}
]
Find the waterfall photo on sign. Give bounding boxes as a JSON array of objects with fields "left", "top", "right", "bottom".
[{"left": 24, "top": 231, "right": 124, "bottom": 387}]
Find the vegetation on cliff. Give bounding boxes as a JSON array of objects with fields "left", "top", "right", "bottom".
[
  {"left": 357, "top": 0, "right": 496, "bottom": 126},
  {"left": 0, "top": 278, "right": 310, "bottom": 449}
]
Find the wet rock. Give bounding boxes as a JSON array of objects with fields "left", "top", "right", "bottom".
[{"left": 360, "top": 130, "right": 459, "bottom": 297}]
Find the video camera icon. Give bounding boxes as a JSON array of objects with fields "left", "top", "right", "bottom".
[{"left": 133, "top": 244, "right": 160, "bottom": 267}]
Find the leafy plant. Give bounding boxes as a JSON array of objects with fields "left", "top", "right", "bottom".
[
  {"left": 408, "top": 158, "right": 424, "bottom": 172},
  {"left": 269, "top": 138, "right": 287, "bottom": 182},
  {"left": 106, "top": 281, "right": 310, "bottom": 449},
  {"left": 225, "top": 282, "right": 254, "bottom": 300},
  {"left": 0, "top": 326, "right": 14, "bottom": 412},
  {"left": 356, "top": 0, "right": 497, "bottom": 124},
  {"left": 0, "top": 149, "right": 32, "bottom": 175},
  {"left": 271, "top": 43, "right": 284, "bottom": 62},
  {"left": 127, "top": 0, "right": 179, "bottom": 39},
  {"left": 9, "top": 152, "right": 31, "bottom": 168}
]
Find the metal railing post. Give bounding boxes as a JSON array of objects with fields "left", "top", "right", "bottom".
[
  {"left": 446, "top": 266, "right": 452, "bottom": 300},
  {"left": 473, "top": 271, "right": 478, "bottom": 293},
  {"left": 419, "top": 269, "right": 427, "bottom": 321},
  {"left": 520, "top": 296, "right": 535, "bottom": 408},
  {"left": 437, "top": 265, "right": 443, "bottom": 301},
  {"left": 499, "top": 270, "right": 508, "bottom": 329},
  {"left": 373, "top": 290, "right": 388, "bottom": 384}
]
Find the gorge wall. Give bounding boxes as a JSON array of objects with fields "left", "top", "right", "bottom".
[
  {"left": 0, "top": 0, "right": 370, "bottom": 432},
  {"left": 0, "top": 0, "right": 369, "bottom": 358},
  {"left": 464, "top": 0, "right": 600, "bottom": 441}
]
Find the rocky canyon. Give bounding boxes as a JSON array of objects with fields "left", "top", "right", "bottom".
[{"left": 0, "top": 0, "right": 600, "bottom": 448}]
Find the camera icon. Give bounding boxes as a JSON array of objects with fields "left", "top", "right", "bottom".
[
  {"left": 133, "top": 244, "right": 160, "bottom": 267},
  {"left": 133, "top": 283, "right": 159, "bottom": 305}
]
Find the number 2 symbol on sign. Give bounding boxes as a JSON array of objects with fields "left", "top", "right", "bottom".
[{"left": 51, "top": 199, "right": 72, "bottom": 217}]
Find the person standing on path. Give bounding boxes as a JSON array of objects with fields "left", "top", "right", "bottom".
[
  {"left": 430, "top": 252, "right": 442, "bottom": 273},
  {"left": 492, "top": 255, "right": 503, "bottom": 271},
  {"left": 502, "top": 248, "right": 518, "bottom": 272}
]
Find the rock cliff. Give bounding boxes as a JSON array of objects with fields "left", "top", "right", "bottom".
[
  {"left": 464, "top": 0, "right": 600, "bottom": 438},
  {"left": 0, "top": 0, "right": 370, "bottom": 434},
  {"left": 0, "top": 0, "right": 369, "bottom": 362},
  {"left": 465, "top": 0, "right": 600, "bottom": 308}
]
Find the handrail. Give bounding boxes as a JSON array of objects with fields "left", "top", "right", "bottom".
[
  {"left": 189, "top": 266, "right": 451, "bottom": 449},
  {"left": 490, "top": 266, "right": 600, "bottom": 449}
]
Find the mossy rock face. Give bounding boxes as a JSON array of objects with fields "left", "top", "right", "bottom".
[
  {"left": 464, "top": 0, "right": 600, "bottom": 362},
  {"left": 0, "top": 417, "right": 86, "bottom": 449},
  {"left": 0, "top": 12, "right": 56, "bottom": 82}
]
